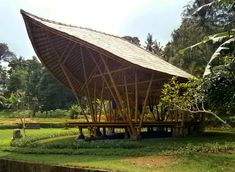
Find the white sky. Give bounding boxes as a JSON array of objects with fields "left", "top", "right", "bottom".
[{"left": 0, "top": 0, "right": 189, "bottom": 58}]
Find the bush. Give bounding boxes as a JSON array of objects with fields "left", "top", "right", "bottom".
[
  {"left": 0, "top": 123, "right": 19, "bottom": 129},
  {"left": 34, "top": 109, "right": 68, "bottom": 118},
  {"left": 39, "top": 123, "right": 66, "bottom": 128},
  {"left": 11, "top": 130, "right": 77, "bottom": 147}
]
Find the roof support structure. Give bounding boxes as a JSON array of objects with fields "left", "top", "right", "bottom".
[
  {"left": 99, "top": 53, "right": 136, "bottom": 136},
  {"left": 138, "top": 73, "right": 154, "bottom": 132},
  {"left": 134, "top": 70, "right": 138, "bottom": 122},
  {"left": 20, "top": 10, "right": 194, "bottom": 138},
  {"left": 60, "top": 64, "right": 89, "bottom": 122},
  {"left": 80, "top": 46, "right": 95, "bottom": 122}
]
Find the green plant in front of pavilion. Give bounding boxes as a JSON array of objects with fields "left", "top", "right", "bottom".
[{"left": 160, "top": 76, "right": 230, "bottom": 127}]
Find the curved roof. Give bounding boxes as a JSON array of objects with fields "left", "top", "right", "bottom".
[
  {"left": 21, "top": 10, "right": 192, "bottom": 78},
  {"left": 21, "top": 10, "right": 192, "bottom": 101}
]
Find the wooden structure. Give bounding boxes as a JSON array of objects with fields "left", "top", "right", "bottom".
[{"left": 21, "top": 10, "right": 200, "bottom": 138}]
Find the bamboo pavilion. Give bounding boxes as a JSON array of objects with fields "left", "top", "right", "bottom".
[{"left": 21, "top": 10, "right": 201, "bottom": 139}]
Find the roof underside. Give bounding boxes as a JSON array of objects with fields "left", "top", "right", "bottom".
[{"left": 21, "top": 10, "right": 192, "bottom": 101}]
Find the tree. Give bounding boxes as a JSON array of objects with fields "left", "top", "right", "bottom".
[
  {"left": 8, "top": 90, "right": 29, "bottom": 137},
  {"left": 0, "top": 91, "right": 6, "bottom": 109},
  {"left": 164, "top": 0, "right": 235, "bottom": 76},
  {"left": 201, "top": 58, "right": 235, "bottom": 116},
  {"left": 7, "top": 69, "right": 28, "bottom": 93},
  {"left": 0, "top": 43, "right": 16, "bottom": 62},
  {"left": 145, "top": 33, "right": 154, "bottom": 52},
  {"left": 161, "top": 0, "right": 235, "bottom": 125},
  {"left": 37, "top": 70, "right": 76, "bottom": 111},
  {"left": 122, "top": 36, "right": 140, "bottom": 46},
  {"left": 160, "top": 77, "right": 230, "bottom": 126}
]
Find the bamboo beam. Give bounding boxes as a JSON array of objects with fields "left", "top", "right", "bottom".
[
  {"left": 138, "top": 73, "right": 154, "bottom": 130},
  {"left": 88, "top": 49, "right": 123, "bottom": 122},
  {"left": 78, "top": 60, "right": 102, "bottom": 93},
  {"left": 134, "top": 70, "right": 138, "bottom": 122},
  {"left": 94, "top": 82, "right": 97, "bottom": 122},
  {"left": 92, "top": 66, "right": 131, "bottom": 78},
  {"left": 44, "top": 32, "right": 88, "bottom": 121},
  {"left": 59, "top": 42, "right": 76, "bottom": 64},
  {"left": 60, "top": 64, "right": 89, "bottom": 122},
  {"left": 104, "top": 77, "right": 169, "bottom": 89},
  {"left": 80, "top": 46, "right": 95, "bottom": 122},
  {"left": 99, "top": 54, "right": 135, "bottom": 135},
  {"left": 124, "top": 75, "right": 131, "bottom": 119},
  {"left": 98, "top": 81, "right": 105, "bottom": 122}
]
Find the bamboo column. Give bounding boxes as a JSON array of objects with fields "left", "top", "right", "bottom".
[
  {"left": 138, "top": 73, "right": 154, "bottom": 132},
  {"left": 80, "top": 46, "right": 95, "bottom": 122},
  {"left": 88, "top": 49, "right": 123, "bottom": 123},
  {"left": 134, "top": 70, "right": 138, "bottom": 122},
  {"left": 124, "top": 75, "right": 131, "bottom": 120},
  {"left": 60, "top": 65, "right": 89, "bottom": 122},
  {"left": 98, "top": 81, "right": 105, "bottom": 122},
  {"left": 99, "top": 54, "right": 136, "bottom": 135}
]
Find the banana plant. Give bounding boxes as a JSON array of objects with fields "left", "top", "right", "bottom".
[{"left": 179, "top": 0, "right": 235, "bottom": 77}]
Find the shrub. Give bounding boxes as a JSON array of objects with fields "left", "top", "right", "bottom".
[
  {"left": 34, "top": 109, "right": 68, "bottom": 118},
  {"left": 0, "top": 123, "right": 19, "bottom": 129}
]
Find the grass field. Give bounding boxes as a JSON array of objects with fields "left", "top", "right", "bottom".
[{"left": 0, "top": 128, "right": 235, "bottom": 171}]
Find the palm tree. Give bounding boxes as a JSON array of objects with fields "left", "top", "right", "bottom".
[{"left": 145, "top": 33, "right": 154, "bottom": 52}]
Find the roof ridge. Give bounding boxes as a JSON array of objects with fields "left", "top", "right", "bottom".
[{"left": 20, "top": 9, "right": 123, "bottom": 39}]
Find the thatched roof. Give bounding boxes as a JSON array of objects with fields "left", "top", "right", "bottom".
[{"left": 21, "top": 10, "right": 192, "bottom": 101}]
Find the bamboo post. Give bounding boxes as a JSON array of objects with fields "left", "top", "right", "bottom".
[
  {"left": 60, "top": 65, "right": 89, "bottom": 122},
  {"left": 88, "top": 49, "right": 124, "bottom": 123},
  {"left": 80, "top": 46, "right": 95, "bottom": 122},
  {"left": 99, "top": 54, "right": 135, "bottom": 135},
  {"left": 98, "top": 81, "right": 105, "bottom": 122},
  {"left": 124, "top": 76, "right": 131, "bottom": 120},
  {"left": 93, "top": 82, "right": 97, "bottom": 122},
  {"left": 138, "top": 73, "right": 154, "bottom": 132},
  {"left": 134, "top": 70, "right": 138, "bottom": 122}
]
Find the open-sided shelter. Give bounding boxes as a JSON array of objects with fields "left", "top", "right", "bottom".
[{"left": 21, "top": 10, "right": 194, "bottom": 138}]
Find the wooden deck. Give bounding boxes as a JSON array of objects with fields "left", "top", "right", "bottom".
[
  {"left": 67, "top": 121, "right": 181, "bottom": 128},
  {"left": 66, "top": 121, "right": 203, "bottom": 139}
]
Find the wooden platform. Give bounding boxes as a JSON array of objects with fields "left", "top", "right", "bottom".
[
  {"left": 67, "top": 121, "right": 181, "bottom": 128},
  {"left": 66, "top": 121, "right": 203, "bottom": 139}
]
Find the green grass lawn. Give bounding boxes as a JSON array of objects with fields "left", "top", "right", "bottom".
[{"left": 0, "top": 128, "right": 235, "bottom": 172}]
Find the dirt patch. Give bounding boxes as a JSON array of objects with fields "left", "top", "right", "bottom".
[{"left": 126, "top": 155, "right": 180, "bottom": 167}]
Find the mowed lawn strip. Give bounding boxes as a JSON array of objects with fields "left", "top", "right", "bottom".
[{"left": 0, "top": 128, "right": 235, "bottom": 172}]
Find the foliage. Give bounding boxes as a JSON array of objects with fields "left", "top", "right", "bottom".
[
  {"left": 160, "top": 76, "right": 230, "bottom": 125},
  {"left": 5, "top": 129, "right": 235, "bottom": 156},
  {"left": 10, "top": 129, "right": 77, "bottom": 147},
  {"left": 33, "top": 109, "right": 69, "bottom": 118},
  {"left": 1, "top": 128, "right": 235, "bottom": 172},
  {"left": 145, "top": 33, "right": 164, "bottom": 57},
  {"left": 68, "top": 104, "right": 81, "bottom": 119},
  {"left": 122, "top": 36, "right": 140, "bottom": 46},
  {"left": 7, "top": 69, "right": 28, "bottom": 93},
  {"left": 0, "top": 123, "right": 19, "bottom": 129},
  {"left": 164, "top": 0, "right": 235, "bottom": 76},
  {"left": 37, "top": 70, "right": 76, "bottom": 111},
  {"left": 160, "top": 77, "right": 202, "bottom": 111},
  {"left": 0, "top": 43, "right": 16, "bottom": 62},
  {"left": 200, "top": 58, "right": 235, "bottom": 115},
  {"left": 0, "top": 91, "right": 6, "bottom": 109},
  {"left": 164, "top": 0, "right": 235, "bottom": 120}
]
